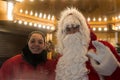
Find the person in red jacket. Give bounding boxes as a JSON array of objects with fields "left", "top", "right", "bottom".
[
  {"left": 0, "top": 31, "right": 58, "bottom": 80},
  {"left": 55, "top": 7, "right": 120, "bottom": 80}
]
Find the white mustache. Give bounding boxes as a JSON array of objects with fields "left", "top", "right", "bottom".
[{"left": 63, "top": 32, "right": 84, "bottom": 48}]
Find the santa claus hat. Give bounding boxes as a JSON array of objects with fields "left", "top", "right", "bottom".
[{"left": 57, "top": 7, "right": 91, "bottom": 37}]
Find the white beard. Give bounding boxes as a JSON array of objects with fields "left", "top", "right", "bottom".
[{"left": 56, "top": 32, "right": 89, "bottom": 80}]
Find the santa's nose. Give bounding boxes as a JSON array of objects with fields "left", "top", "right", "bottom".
[{"left": 66, "top": 26, "right": 79, "bottom": 34}]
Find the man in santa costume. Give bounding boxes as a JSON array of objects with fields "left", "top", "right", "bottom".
[{"left": 55, "top": 7, "right": 120, "bottom": 80}]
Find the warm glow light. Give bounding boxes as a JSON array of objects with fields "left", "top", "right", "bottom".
[
  {"left": 47, "top": 26, "right": 50, "bottom": 29},
  {"left": 115, "top": 17, "right": 118, "bottom": 20},
  {"left": 30, "top": 0, "right": 34, "bottom": 2},
  {"left": 47, "top": 14, "right": 51, "bottom": 20},
  {"left": 98, "top": 17, "right": 102, "bottom": 21},
  {"left": 104, "top": 27, "right": 108, "bottom": 31},
  {"left": 104, "top": 17, "right": 107, "bottom": 21},
  {"left": 93, "top": 17, "right": 96, "bottom": 21},
  {"left": 98, "top": 27, "right": 102, "bottom": 31},
  {"left": 20, "top": 9, "right": 23, "bottom": 13},
  {"left": 30, "top": 11, "right": 33, "bottom": 15},
  {"left": 25, "top": 10, "right": 28, "bottom": 14},
  {"left": 118, "top": 26, "right": 120, "bottom": 29},
  {"left": 112, "top": 17, "right": 115, "bottom": 21},
  {"left": 92, "top": 27, "right": 96, "bottom": 31},
  {"left": 115, "top": 26, "right": 118, "bottom": 30},
  {"left": 24, "top": 21, "right": 28, "bottom": 25},
  {"left": 38, "top": 24, "right": 42, "bottom": 28},
  {"left": 29, "top": 22, "right": 33, "bottom": 26},
  {"left": 15, "top": 9, "right": 56, "bottom": 31},
  {"left": 112, "top": 25, "right": 115, "bottom": 30},
  {"left": 51, "top": 15, "right": 55, "bottom": 21},
  {"left": 16, "top": 0, "right": 24, "bottom": 2},
  {"left": 49, "top": 34, "right": 52, "bottom": 41},
  {"left": 43, "top": 25, "right": 46, "bottom": 28},
  {"left": 18, "top": 20, "right": 22, "bottom": 24},
  {"left": 51, "top": 26, "right": 55, "bottom": 30},
  {"left": 35, "top": 12, "right": 38, "bottom": 17},
  {"left": 118, "top": 15, "right": 120, "bottom": 19},
  {"left": 87, "top": 17, "right": 91, "bottom": 22},
  {"left": 7, "top": 2, "right": 14, "bottom": 20},
  {"left": 43, "top": 14, "right": 46, "bottom": 19},
  {"left": 34, "top": 23, "right": 37, "bottom": 27},
  {"left": 39, "top": 13, "right": 42, "bottom": 18}
]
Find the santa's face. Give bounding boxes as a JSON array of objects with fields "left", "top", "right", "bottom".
[
  {"left": 62, "top": 24, "right": 82, "bottom": 50},
  {"left": 62, "top": 22, "right": 89, "bottom": 54},
  {"left": 57, "top": 14, "right": 90, "bottom": 55}
]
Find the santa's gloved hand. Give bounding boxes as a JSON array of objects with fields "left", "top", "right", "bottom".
[{"left": 87, "top": 41, "right": 120, "bottom": 76}]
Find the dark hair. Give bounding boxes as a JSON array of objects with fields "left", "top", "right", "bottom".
[{"left": 28, "top": 31, "right": 45, "bottom": 42}]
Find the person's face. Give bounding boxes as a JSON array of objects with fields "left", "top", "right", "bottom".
[{"left": 28, "top": 33, "right": 45, "bottom": 54}]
